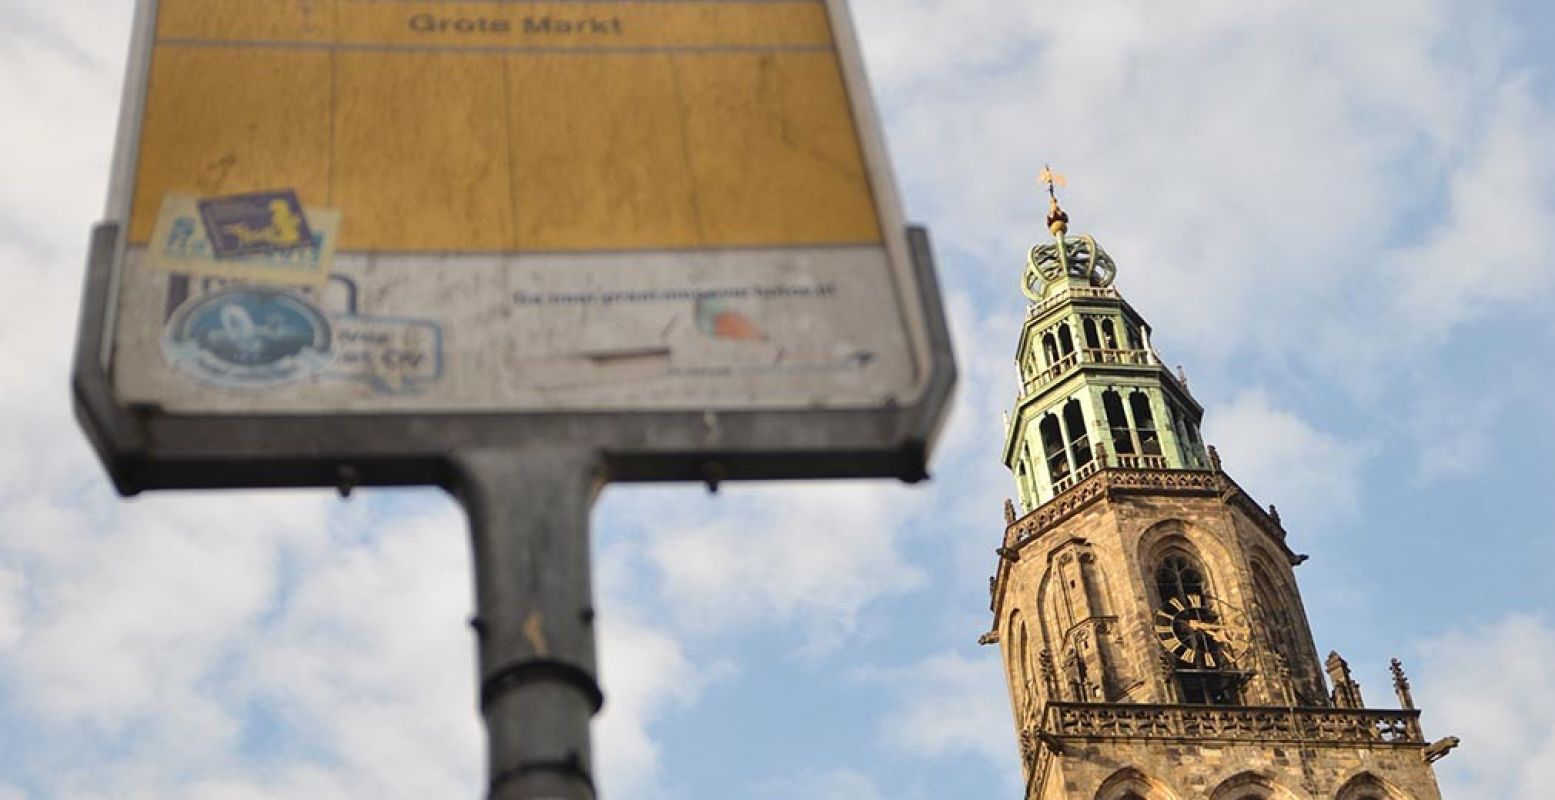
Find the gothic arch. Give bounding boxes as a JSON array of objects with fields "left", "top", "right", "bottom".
[
  {"left": 1138, "top": 520, "right": 1254, "bottom": 704},
  {"left": 1035, "top": 558, "right": 1067, "bottom": 648},
  {"left": 1136, "top": 519, "right": 1242, "bottom": 607},
  {"left": 1335, "top": 772, "right": 1406, "bottom": 800},
  {"left": 1249, "top": 558, "right": 1300, "bottom": 662},
  {"left": 1207, "top": 771, "right": 1300, "bottom": 800},
  {"left": 1245, "top": 546, "right": 1323, "bottom": 703},
  {"left": 1094, "top": 767, "right": 1178, "bottom": 800},
  {"left": 1005, "top": 609, "right": 1035, "bottom": 703},
  {"left": 1035, "top": 539, "right": 1123, "bottom": 702}
]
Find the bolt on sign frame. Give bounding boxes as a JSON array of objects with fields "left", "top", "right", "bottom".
[{"left": 74, "top": 1, "right": 954, "bottom": 797}]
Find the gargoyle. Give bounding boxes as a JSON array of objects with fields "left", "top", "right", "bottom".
[{"left": 1423, "top": 735, "right": 1460, "bottom": 764}]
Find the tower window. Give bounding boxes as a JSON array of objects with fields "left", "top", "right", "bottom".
[
  {"left": 1253, "top": 563, "right": 1310, "bottom": 705},
  {"left": 1017, "top": 445, "right": 1039, "bottom": 507},
  {"left": 1100, "top": 319, "right": 1120, "bottom": 349},
  {"left": 1167, "top": 402, "right": 1203, "bottom": 468},
  {"left": 1155, "top": 554, "right": 1205, "bottom": 601},
  {"left": 1057, "top": 324, "right": 1075, "bottom": 356},
  {"left": 1083, "top": 318, "right": 1102, "bottom": 350},
  {"left": 1125, "top": 321, "right": 1143, "bottom": 350},
  {"left": 1103, "top": 390, "right": 1135, "bottom": 455},
  {"left": 1042, "top": 333, "right": 1059, "bottom": 366},
  {"left": 1040, "top": 414, "right": 1069, "bottom": 482},
  {"left": 1130, "top": 392, "right": 1162, "bottom": 456},
  {"left": 1063, "top": 399, "right": 1093, "bottom": 471}
]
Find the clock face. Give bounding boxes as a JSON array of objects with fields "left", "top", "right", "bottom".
[{"left": 1154, "top": 594, "right": 1247, "bottom": 670}]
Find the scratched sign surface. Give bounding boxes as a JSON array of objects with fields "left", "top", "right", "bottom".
[{"left": 108, "top": 0, "right": 930, "bottom": 412}]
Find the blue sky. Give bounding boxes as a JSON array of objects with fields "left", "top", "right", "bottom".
[{"left": 3, "top": 1, "right": 1555, "bottom": 797}]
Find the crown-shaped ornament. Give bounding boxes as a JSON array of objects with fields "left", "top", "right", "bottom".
[{"left": 1022, "top": 166, "right": 1117, "bottom": 302}]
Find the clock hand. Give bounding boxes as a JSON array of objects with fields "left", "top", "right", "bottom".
[{"left": 1185, "top": 619, "right": 1244, "bottom": 635}]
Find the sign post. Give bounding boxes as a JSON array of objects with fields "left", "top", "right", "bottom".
[
  {"left": 76, "top": 1, "right": 955, "bottom": 796},
  {"left": 454, "top": 449, "right": 605, "bottom": 799}
]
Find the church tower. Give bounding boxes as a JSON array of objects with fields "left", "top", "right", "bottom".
[{"left": 984, "top": 172, "right": 1454, "bottom": 799}]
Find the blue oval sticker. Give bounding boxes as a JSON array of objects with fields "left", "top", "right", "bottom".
[{"left": 163, "top": 288, "right": 334, "bottom": 388}]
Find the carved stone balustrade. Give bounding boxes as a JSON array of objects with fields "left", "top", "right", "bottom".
[{"left": 1042, "top": 702, "right": 1424, "bottom": 746}]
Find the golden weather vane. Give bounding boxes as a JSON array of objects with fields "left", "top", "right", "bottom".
[
  {"left": 1038, "top": 165, "right": 1070, "bottom": 237},
  {"left": 1022, "top": 164, "right": 1115, "bottom": 303}
]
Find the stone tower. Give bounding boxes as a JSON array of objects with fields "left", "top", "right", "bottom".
[{"left": 984, "top": 176, "right": 1454, "bottom": 799}]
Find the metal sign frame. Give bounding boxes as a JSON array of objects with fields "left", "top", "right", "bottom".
[{"left": 76, "top": 0, "right": 956, "bottom": 496}]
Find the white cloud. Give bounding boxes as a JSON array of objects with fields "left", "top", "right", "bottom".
[
  {"left": 595, "top": 610, "right": 729, "bottom": 800},
  {"left": 0, "top": 566, "right": 26, "bottom": 650},
  {"left": 1202, "top": 389, "right": 1369, "bottom": 529},
  {"left": 11, "top": 492, "right": 331, "bottom": 724},
  {"left": 0, "top": 1, "right": 128, "bottom": 253},
  {"left": 1387, "top": 80, "right": 1555, "bottom": 335},
  {"left": 864, "top": 652, "right": 1018, "bottom": 773},
  {"left": 0, "top": 479, "right": 487, "bottom": 798},
  {"left": 237, "top": 502, "right": 480, "bottom": 797},
  {"left": 641, "top": 482, "right": 927, "bottom": 654},
  {"left": 1416, "top": 615, "right": 1555, "bottom": 798}
]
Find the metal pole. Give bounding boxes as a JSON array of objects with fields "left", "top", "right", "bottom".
[{"left": 451, "top": 449, "right": 605, "bottom": 800}]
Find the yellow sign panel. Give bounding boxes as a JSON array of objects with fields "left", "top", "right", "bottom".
[{"left": 128, "top": 0, "right": 883, "bottom": 252}]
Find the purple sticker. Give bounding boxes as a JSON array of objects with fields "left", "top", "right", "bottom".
[{"left": 198, "top": 190, "right": 315, "bottom": 259}]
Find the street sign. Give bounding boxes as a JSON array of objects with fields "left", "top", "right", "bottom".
[
  {"left": 77, "top": 0, "right": 954, "bottom": 492},
  {"left": 74, "top": 4, "right": 955, "bottom": 796}
]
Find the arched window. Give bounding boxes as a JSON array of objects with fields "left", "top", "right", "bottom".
[
  {"left": 1042, "top": 333, "right": 1059, "bottom": 366},
  {"left": 1251, "top": 562, "right": 1305, "bottom": 701},
  {"left": 1208, "top": 772, "right": 1296, "bottom": 800},
  {"left": 1155, "top": 554, "right": 1206, "bottom": 602},
  {"left": 1336, "top": 770, "right": 1402, "bottom": 799},
  {"left": 1017, "top": 620, "right": 1031, "bottom": 694},
  {"left": 1100, "top": 319, "right": 1121, "bottom": 349},
  {"left": 1102, "top": 390, "right": 1135, "bottom": 456},
  {"left": 1024, "top": 446, "right": 1040, "bottom": 501},
  {"left": 1130, "top": 391, "right": 1162, "bottom": 456},
  {"left": 1057, "top": 323, "right": 1075, "bottom": 356},
  {"left": 1167, "top": 401, "right": 1204, "bottom": 467},
  {"left": 1095, "top": 767, "right": 1176, "bottom": 800},
  {"left": 1041, "top": 414, "right": 1069, "bottom": 482},
  {"left": 1082, "top": 317, "right": 1102, "bottom": 350},
  {"left": 1155, "top": 552, "right": 1239, "bottom": 705},
  {"left": 1007, "top": 610, "right": 1032, "bottom": 702},
  {"left": 1063, "top": 399, "right": 1093, "bottom": 471},
  {"left": 1124, "top": 321, "right": 1143, "bottom": 350}
]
